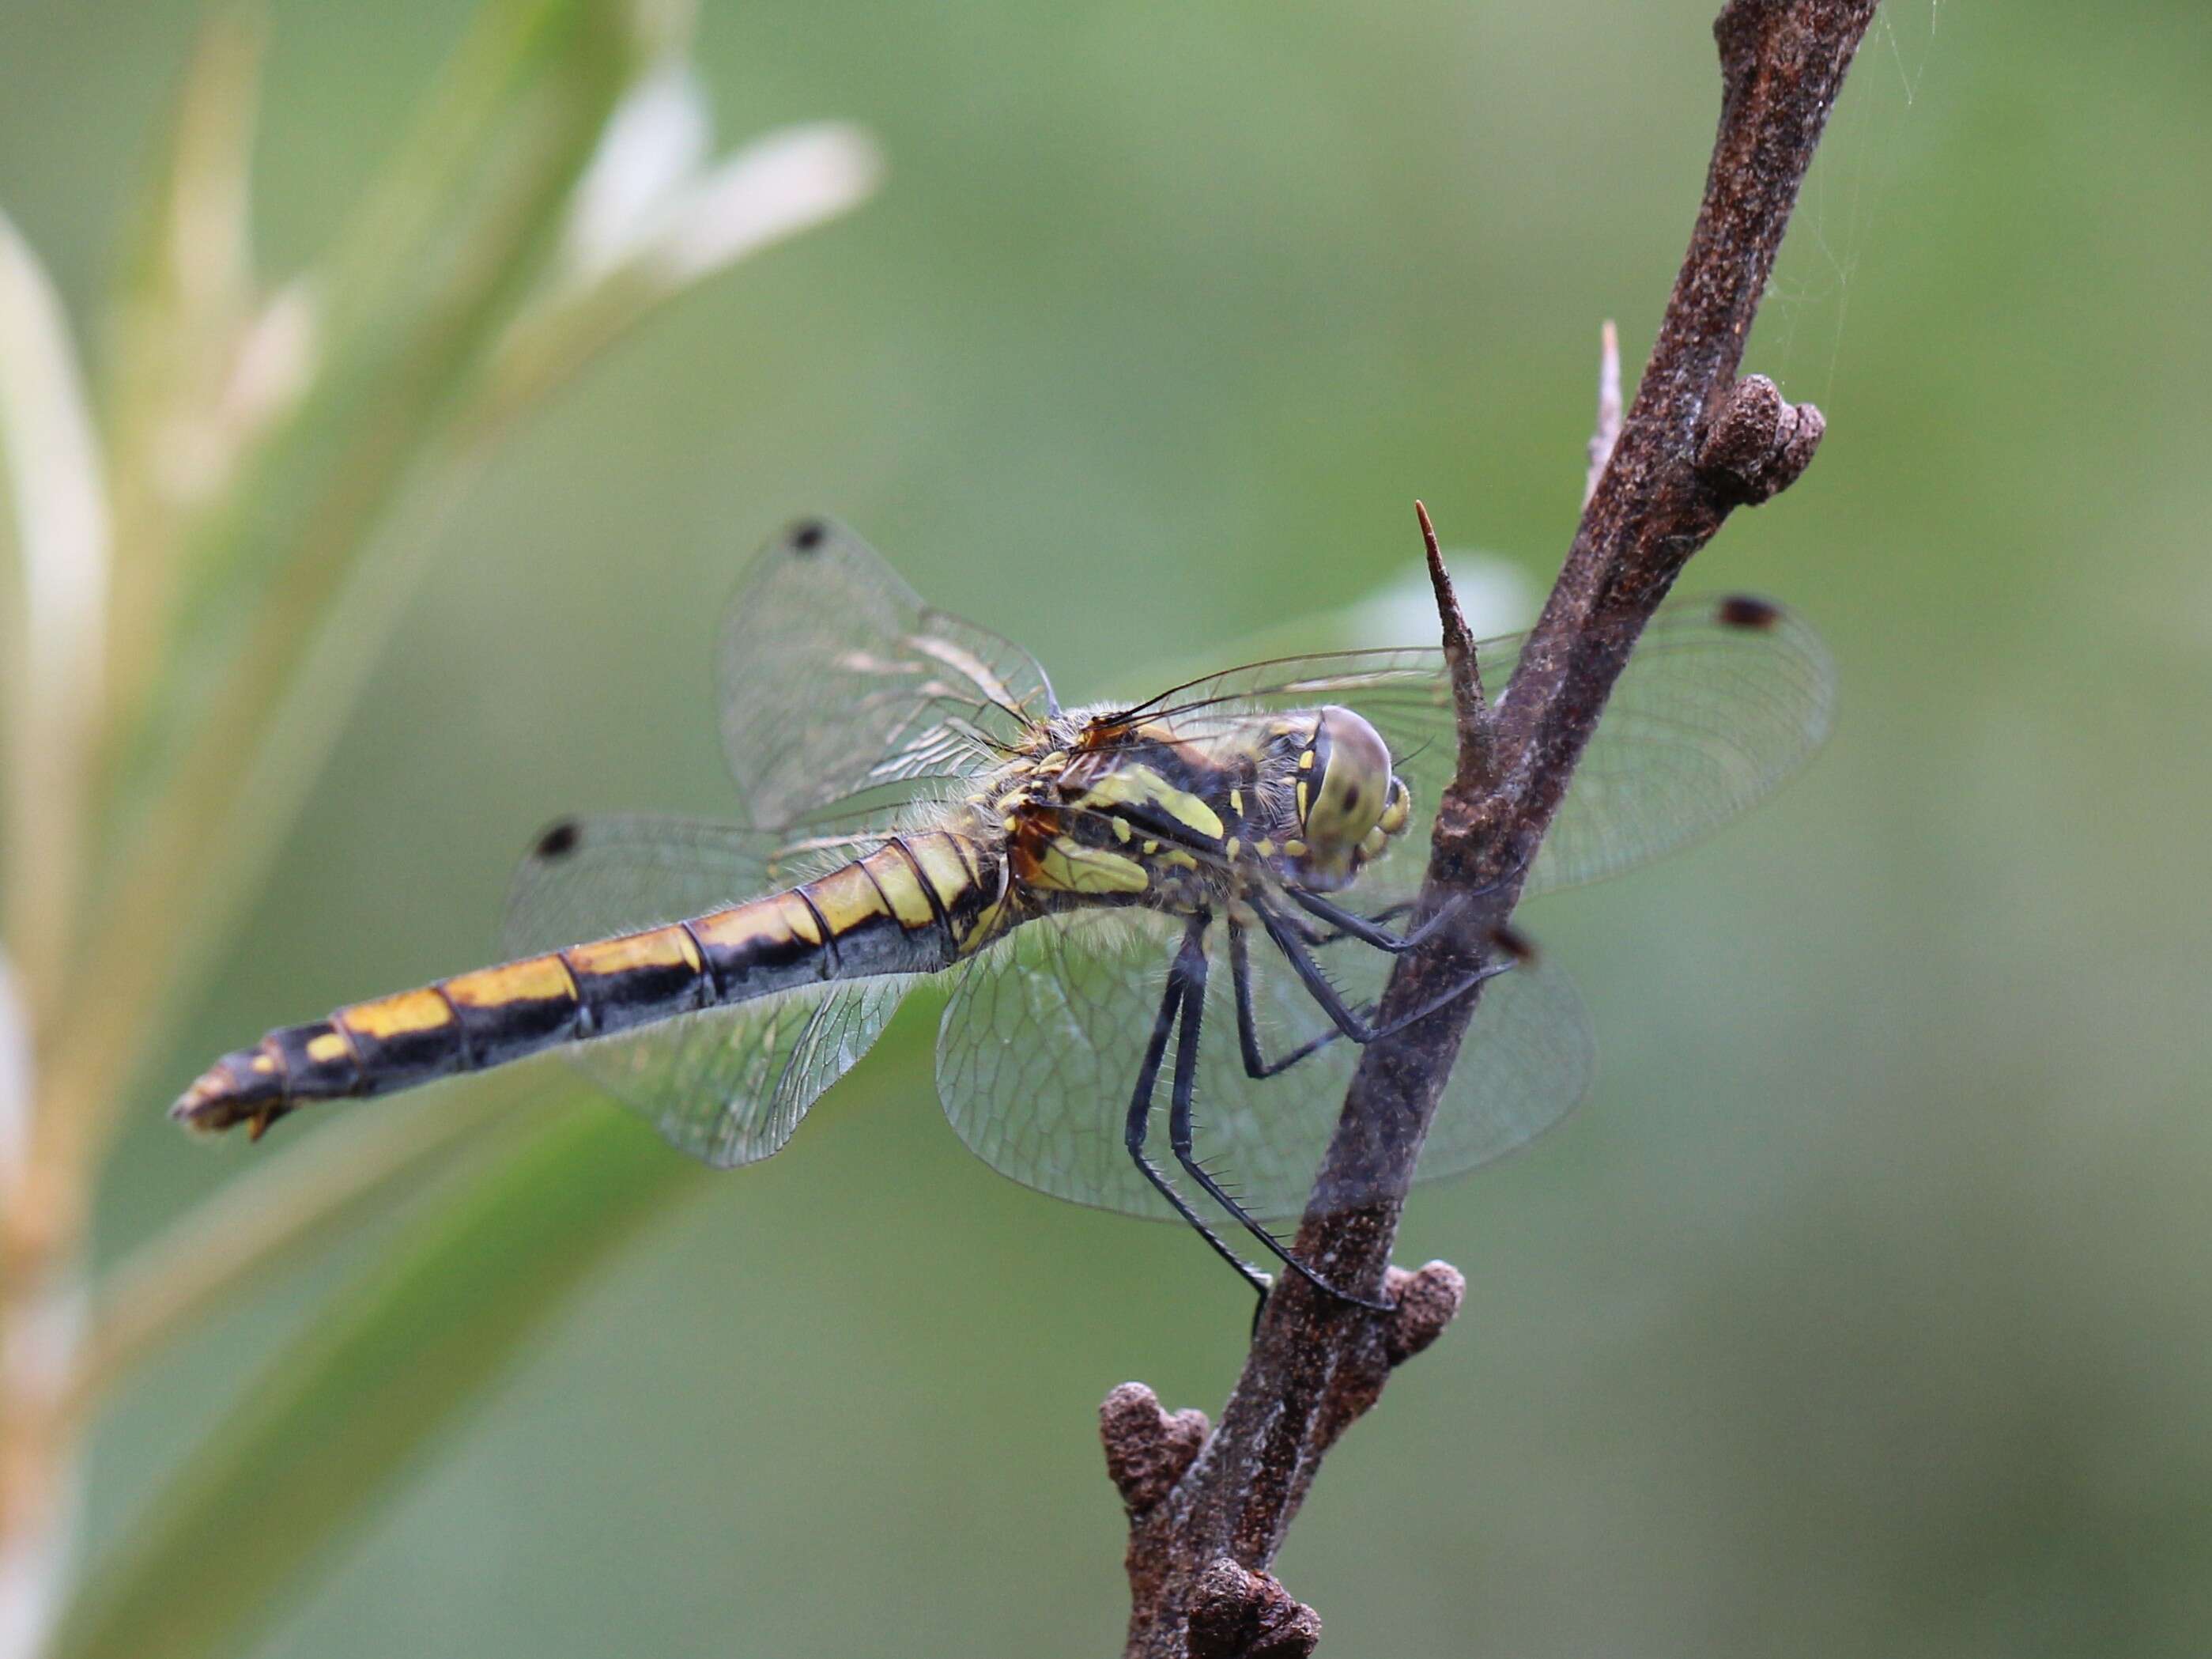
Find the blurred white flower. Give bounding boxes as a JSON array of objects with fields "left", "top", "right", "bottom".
[
  {"left": 221, "top": 279, "right": 318, "bottom": 441},
  {"left": 651, "top": 122, "right": 884, "bottom": 283},
  {"left": 561, "top": 58, "right": 882, "bottom": 292},
  {"left": 561, "top": 61, "right": 713, "bottom": 280}
]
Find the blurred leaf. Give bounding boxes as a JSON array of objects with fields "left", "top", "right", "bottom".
[
  {"left": 46, "top": 0, "right": 650, "bottom": 1148},
  {"left": 55, "top": 1104, "right": 700, "bottom": 1659},
  {"left": 134, "top": 0, "right": 645, "bottom": 786},
  {"left": 72, "top": 1072, "right": 529, "bottom": 1416},
  {"left": 0, "top": 206, "right": 110, "bottom": 1022},
  {"left": 0, "top": 950, "right": 26, "bottom": 1196},
  {"left": 100, "top": 2, "right": 266, "bottom": 693}
]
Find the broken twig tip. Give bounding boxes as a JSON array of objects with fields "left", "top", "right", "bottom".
[
  {"left": 1414, "top": 499, "right": 1459, "bottom": 631},
  {"left": 1414, "top": 501, "right": 1495, "bottom": 785},
  {"left": 1585, "top": 319, "right": 1625, "bottom": 505}
]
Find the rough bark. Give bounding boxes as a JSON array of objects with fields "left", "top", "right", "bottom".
[{"left": 1106, "top": 4, "right": 1878, "bottom": 1652}]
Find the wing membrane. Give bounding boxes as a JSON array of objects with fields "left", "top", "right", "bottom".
[
  {"left": 719, "top": 519, "right": 1055, "bottom": 829},
  {"left": 502, "top": 814, "right": 908, "bottom": 1168},
  {"left": 934, "top": 909, "right": 1591, "bottom": 1223}
]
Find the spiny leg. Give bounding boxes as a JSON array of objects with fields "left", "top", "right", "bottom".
[
  {"left": 1278, "top": 842, "right": 1534, "bottom": 951},
  {"left": 1282, "top": 888, "right": 1448, "bottom": 954},
  {"left": 1169, "top": 923, "right": 1395, "bottom": 1313},
  {"left": 1229, "top": 921, "right": 1350, "bottom": 1079},
  {"left": 1254, "top": 898, "right": 1511, "bottom": 1045},
  {"left": 1268, "top": 899, "right": 1416, "bottom": 951},
  {"left": 1125, "top": 913, "right": 1272, "bottom": 1302}
]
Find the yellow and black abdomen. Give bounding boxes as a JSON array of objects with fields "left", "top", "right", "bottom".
[{"left": 172, "top": 830, "right": 1002, "bottom": 1139}]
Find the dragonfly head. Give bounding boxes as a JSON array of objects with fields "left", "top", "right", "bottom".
[{"left": 1288, "top": 705, "right": 1413, "bottom": 891}]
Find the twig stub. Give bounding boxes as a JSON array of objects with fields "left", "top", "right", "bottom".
[
  {"left": 1186, "top": 1559, "right": 1322, "bottom": 1659},
  {"left": 1101, "top": 1382, "right": 1210, "bottom": 1516},
  {"left": 1697, "top": 373, "right": 1826, "bottom": 506}
]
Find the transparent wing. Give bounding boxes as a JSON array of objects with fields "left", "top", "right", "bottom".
[
  {"left": 1128, "top": 593, "right": 1834, "bottom": 908},
  {"left": 502, "top": 814, "right": 908, "bottom": 1169},
  {"left": 934, "top": 910, "right": 1592, "bottom": 1223},
  {"left": 1515, "top": 595, "right": 1834, "bottom": 898},
  {"left": 719, "top": 518, "right": 1057, "bottom": 830},
  {"left": 505, "top": 814, "right": 822, "bottom": 944}
]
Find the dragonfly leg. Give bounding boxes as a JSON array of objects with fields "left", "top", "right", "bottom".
[
  {"left": 1265, "top": 899, "right": 1412, "bottom": 950},
  {"left": 1281, "top": 841, "right": 1536, "bottom": 953},
  {"left": 1124, "top": 914, "right": 1273, "bottom": 1303},
  {"left": 1255, "top": 899, "right": 1512, "bottom": 1045},
  {"left": 1282, "top": 888, "right": 1461, "bottom": 954},
  {"left": 1229, "top": 922, "right": 1353, "bottom": 1078},
  {"left": 1173, "top": 924, "right": 1396, "bottom": 1314}
]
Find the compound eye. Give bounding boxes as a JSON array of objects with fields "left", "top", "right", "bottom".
[
  {"left": 1377, "top": 777, "right": 1411, "bottom": 835},
  {"left": 1300, "top": 706, "right": 1393, "bottom": 862}
]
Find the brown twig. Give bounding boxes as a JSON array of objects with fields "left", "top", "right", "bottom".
[{"left": 1108, "top": 3, "right": 1871, "bottom": 1652}]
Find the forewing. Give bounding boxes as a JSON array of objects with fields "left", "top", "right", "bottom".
[
  {"left": 934, "top": 912, "right": 1590, "bottom": 1223},
  {"left": 1130, "top": 593, "right": 1833, "bottom": 905},
  {"left": 501, "top": 814, "right": 907, "bottom": 1169},
  {"left": 719, "top": 519, "right": 1056, "bottom": 829},
  {"left": 1514, "top": 595, "right": 1834, "bottom": 897}
]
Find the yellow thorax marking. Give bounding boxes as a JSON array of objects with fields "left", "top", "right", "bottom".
[
  {"left": 342, "top": 987, "right": 454, "bottom": 1040},
  {"left": 1032, "top": 834, "right": 1149, "bottom": 895},
  {"left": 446, "top": 955, "right": 575, "bottom": 1008},
  {"left": 1070, "top": 764, "right": 1225, "bottom": 841}
]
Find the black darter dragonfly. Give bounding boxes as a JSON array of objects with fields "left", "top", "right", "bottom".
[{"left": 174, "top": 520, "right": 1833, "bottom": 1305}]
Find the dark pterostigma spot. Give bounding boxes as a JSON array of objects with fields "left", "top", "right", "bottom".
[
  {"left": 1489, "top": 920, "right": 1538, "bottom": 965},
  {"left": 1716, "top": 594, "right": 1782, "bottom": 631},
  {"left": 789, "top": 518, "right": 828, "bottom": 554},
  {"left": 534, "top": 818, "right": 582, "bottom": 860}
]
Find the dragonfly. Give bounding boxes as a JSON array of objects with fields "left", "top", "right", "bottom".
[{"left": 173, "top": 519, "right": 1833, "bottom": 1306}]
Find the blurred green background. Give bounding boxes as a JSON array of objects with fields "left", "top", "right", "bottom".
[{"left": 7, "top": 0, "right": 2210, "bottom": 1653}]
